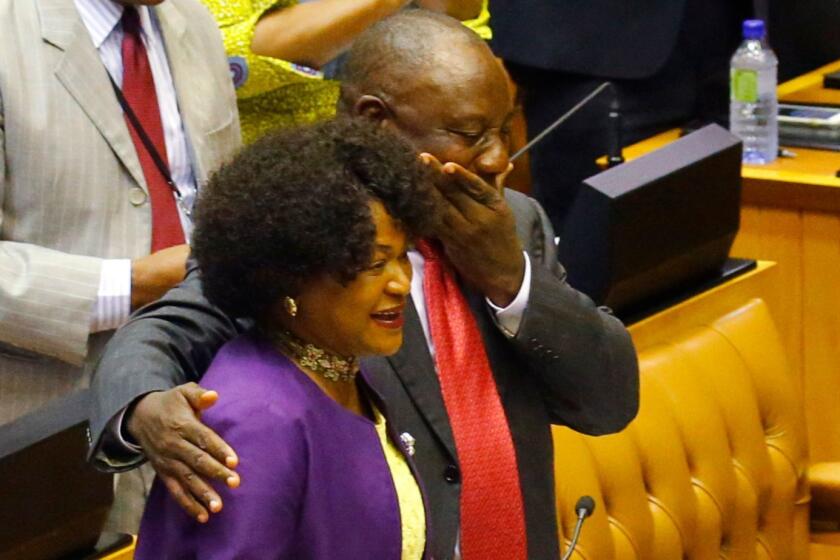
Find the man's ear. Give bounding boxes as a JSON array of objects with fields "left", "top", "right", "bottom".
[{"left": 353, "top": 95, "right": 390, "bottom": 125}]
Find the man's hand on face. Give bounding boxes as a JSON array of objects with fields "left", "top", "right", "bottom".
[
  {"left": 130, "top": 244, "right": 190, "bottom": 311},
  {"left": 126, "top": 383, "right": 240, "bottom": 523},
  {"left": 420, "top": 153, "right": 524, "bottom": 307}
]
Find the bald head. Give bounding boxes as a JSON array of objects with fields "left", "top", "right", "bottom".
[
  {"left": 338, "top": 10, "right": 514, "bottom": 189},
  {"left": 338, "top": 10, "right": 497, "bottom": 111}
]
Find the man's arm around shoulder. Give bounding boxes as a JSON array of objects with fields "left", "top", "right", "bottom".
[{"left": 89, "top": 261, "right": 243, "bottom": 462}]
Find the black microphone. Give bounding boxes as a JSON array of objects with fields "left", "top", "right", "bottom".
[
  {"left": 510, "top": 82, "right": 622, "bottom": 165},
  {"left": 606, "top": 85, "right": 625, "bottom": 168},
  {"left": 560, "top": 495, "right": 596, "bottom": 560}
]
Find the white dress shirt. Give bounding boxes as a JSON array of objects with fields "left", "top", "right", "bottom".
[
  {"left": 408, "top": 250, "right": 532, "bottom": 353},
  {"left": 75, "top": 0, "right": 197, "bottom": 332}
]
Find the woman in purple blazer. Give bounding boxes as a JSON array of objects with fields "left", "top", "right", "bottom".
[{"left": 135, "top": 119, "right": 436, "bottom": 559}]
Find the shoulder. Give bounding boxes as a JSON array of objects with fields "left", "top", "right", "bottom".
[
  {"left": 163, "top": 0, "right": 218, "bottom": 27},
  {"left": 503, "top": 189, "right": 558, "bottom": 262},
  {"left": 200, "top": 335, "right": 316, "bottom": 428},
  {"left": 157, "top": 0, "right": 226, "bottom": 54},
  {"left": 504, "top": 188, "right": 544, "bottom": 226},
  {"left": 0, "top": 0, "right": 37, "bottom": 39}
]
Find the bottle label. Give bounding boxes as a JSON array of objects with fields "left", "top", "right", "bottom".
[{"left": 732, "top": 69, "right": 759, "bottom": 103}]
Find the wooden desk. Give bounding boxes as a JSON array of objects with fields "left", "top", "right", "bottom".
[{"left": 616, "top": 59, "right": 840, "bottom": 462}]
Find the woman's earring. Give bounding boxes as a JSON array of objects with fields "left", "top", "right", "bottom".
[{"left": 284, "top": 296, "right": 298, "bottom": 318}]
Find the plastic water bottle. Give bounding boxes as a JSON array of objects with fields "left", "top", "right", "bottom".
[{"left": 730, "top": 19, "right": 778, "bottom": 164}]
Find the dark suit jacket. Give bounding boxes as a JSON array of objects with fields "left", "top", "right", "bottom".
[
  {"left": 89, "top": 190, "right": 639, "bottom": 559},
  {"left": 489, "top": 0, "right": 687, "bottom": 79}
]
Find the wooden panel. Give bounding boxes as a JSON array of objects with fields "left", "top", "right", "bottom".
[
  {"left": 732, "top": 206, "right": 803, "bottom": 389},
  {"left": 801, "top": 211, "right": 840, "bottom": 461}
]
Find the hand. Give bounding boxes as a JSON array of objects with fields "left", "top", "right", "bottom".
[
  {"left": 420, "top": 153, "right": 524, "bottom": 306},
  {"left": 131, "top": 244, "right": 190, "bottom": 310},
  {"left": 126, "top": 383, "right": 240, "bottom": 523}
]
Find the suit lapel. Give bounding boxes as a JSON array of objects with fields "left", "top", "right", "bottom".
[
  {"left": 365, "top": 280, "right": 515, "bottom": 458},
  {"left": 366, "top": 298, "right": 457, "bottom": 459},
  {"left": 40, "top": 0, "right": 147, "bottom": 192},
  {"left": 155, "top": 2, "right": 232, "bottom": 183}
]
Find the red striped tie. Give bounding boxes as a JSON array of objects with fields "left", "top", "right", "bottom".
[
  {"left": 121, "top": 7, "right": 184, "bottom": 252},
  {"left": 416, "top": 238, "right": 527, "bottom": 559}
]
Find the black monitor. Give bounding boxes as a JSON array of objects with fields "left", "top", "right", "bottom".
[
  {"left": 0, "top": 390, "right": 114, "bottom": 560},
  {"left": 558, "top": 124, "right": 751, "bottom": 322}
]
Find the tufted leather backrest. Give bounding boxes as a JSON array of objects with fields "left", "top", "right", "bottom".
[{"left": 553, "top": 298, "right": 810, "bottom": 559}]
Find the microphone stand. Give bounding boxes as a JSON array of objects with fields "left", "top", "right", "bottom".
[
  {"left": 560, "top": 496, "right": 596, "bottom": 560},
  {"left": 606, "top": 92, "right": 625, "bottom": 168},
  {"left": 511, "top": 82, "right": 621, "bottom": 163}
]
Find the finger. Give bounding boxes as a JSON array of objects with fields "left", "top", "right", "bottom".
[
  {"left": 417, "top": 154, "right": 445, "bottom": 196},
  {"left": 419, "top": 155, "right": 495, "bottom": 217},
  {"left": 437, "top": 163, "right": 502, "bottom": 218},
  {"left": 417, "top": 153, "right": 463, "bottom": 232},
  {"left": 420, "top": 153, "right": 462, "bottom": 198},
  {"left": 169, "top": 457, "right": 225, "bottom": 515},
  {"left": 174, "top": 387, "right": 239, "bottom": 470},
  {"left": 159, "top": 472, "right": 209, "bottom": 523},
  {"left": 197, "top": 390, "right": 218, "bottom": 411},
  {"left": 192, "top": 390, "right": 217, "bottom": 422},
  {"left": 441, "top": 162, "right": 501, "bottom": 205},
  {"left": 178, "top": 382, "right": 214, "bottom": 411},
  {"left": 418, "top": 152, "right": 443, "bottom": 171},
  {"left": 176, "top": 423, "right": 241, "bottom": 483},
  {"left": 495, "top": 163, "right": 514, "bottom": 192}
]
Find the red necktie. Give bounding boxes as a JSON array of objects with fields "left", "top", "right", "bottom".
[
  {"left": 121, "top": 7, "right": 184, "bottom": 252},
  {"left": 416, "top": 239, "right": 527, "bottom": 559}
]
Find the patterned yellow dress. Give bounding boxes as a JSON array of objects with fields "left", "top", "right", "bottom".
[{"left": 203, "top": 0, "right": 492, "bottom": 144}]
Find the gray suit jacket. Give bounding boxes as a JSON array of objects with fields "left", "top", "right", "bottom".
[
  {"left": 0, "top": 0, "right": 241, "bottom": 425},
  {"left": 90, "top": 189, "right": 639, "bottom": 559}
]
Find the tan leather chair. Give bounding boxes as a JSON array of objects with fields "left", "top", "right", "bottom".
[{"left": 553, "top": 299, "right": 840, "bottom": 559}]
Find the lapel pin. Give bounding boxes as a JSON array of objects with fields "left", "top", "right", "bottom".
[{"left": 400, "top": 432, "right": 416, "bottom": 456}]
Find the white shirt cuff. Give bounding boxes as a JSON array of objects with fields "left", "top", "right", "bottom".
[
  {"left": 90, "top": 259, "right": 132, "bottom": 332},
  {"left": 486, "top": 251, "right": 531, "bottom": 337}
]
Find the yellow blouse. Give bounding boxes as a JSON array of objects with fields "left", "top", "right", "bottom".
[
  {"left": 373, "top": 405, "right": 426, "bottom": 560},
  {"left": 202, "top": 0, "right": 492, "bottom": 144}
]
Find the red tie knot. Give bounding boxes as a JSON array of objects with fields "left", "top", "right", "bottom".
[
  {"left": 415, "top": 238, "right": 444, "bottom": 262},
  {"left": 121, "top": 6, "right": 142, "bottom": 38}
]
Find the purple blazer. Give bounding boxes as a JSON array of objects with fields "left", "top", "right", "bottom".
[{"left": 135, "top": 334, "right": 426, "bottom": 559}]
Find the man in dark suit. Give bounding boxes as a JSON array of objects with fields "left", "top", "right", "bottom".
[
  {"left": 490, "top": 0, "right": 752, "bottom": 229},
  {"left": 90, "top": 11, "right": 638, "bottom": 558}
]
